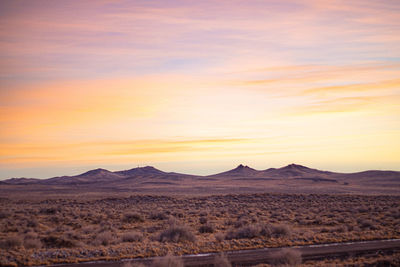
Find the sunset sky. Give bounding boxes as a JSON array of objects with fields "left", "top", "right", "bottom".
[{"left": 1, "top": 0, "right": 400, "bottom": 178}]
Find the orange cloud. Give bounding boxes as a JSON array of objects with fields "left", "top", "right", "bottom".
[
  {"left": 289, "top": 94, "right": 400, "bottom": 116},
  {"left": 0, "top": 138, "right": 249, "bottom": 166},
  {"left": 301, "top": 79, "right": 400, "bottom": 96}
]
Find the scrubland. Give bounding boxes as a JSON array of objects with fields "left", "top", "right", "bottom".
[
  {"left": 299, "top": 251, "right": 400, "bottom": 267},
  {"left": 0, "top": 193, "right": 399, "bottom": 266}
]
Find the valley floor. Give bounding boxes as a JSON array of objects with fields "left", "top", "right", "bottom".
[{"left": 0, "top": 193, "right": 399, "bottom": 266}]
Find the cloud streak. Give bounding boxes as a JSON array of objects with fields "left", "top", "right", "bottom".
[{"left": 1, "top": 0, "right": 400, "bottom": 177}]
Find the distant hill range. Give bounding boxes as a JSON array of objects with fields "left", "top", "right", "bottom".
[{"left": 2, "top": 164, "right": 400, "bottom": 195}]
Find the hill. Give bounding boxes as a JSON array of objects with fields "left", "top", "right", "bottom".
[{"left": 1, "top": 164, "right": 399, "bottom": 196}]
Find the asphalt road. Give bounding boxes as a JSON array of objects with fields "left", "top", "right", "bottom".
[{"left": 48, "top": 239, "right": 400, "bottom": 267}]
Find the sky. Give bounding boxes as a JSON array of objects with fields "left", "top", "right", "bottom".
[{"left": 1, "top": 0, "right": 400, "bottom": 179}]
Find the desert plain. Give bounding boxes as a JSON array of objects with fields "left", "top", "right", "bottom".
[{"left": 0, "top": 164, "right": 399, "bottom": 266}]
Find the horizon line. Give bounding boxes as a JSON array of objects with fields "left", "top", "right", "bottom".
[{"left": 3, "top": 163, "right": 399, "bottom": 181}]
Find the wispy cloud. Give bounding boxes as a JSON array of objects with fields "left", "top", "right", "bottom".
[
  {"left": 0, "top": 138, "right": 250, "bottom": 165},
  {"left": 1, "top": 0, "right": 400, "bottom": 176},
  {"left": 302, "top": 79, "right": 400, "bottom": 96}
]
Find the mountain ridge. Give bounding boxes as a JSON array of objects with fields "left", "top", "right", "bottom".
[
  {"left": 2, "top": 164, "right": 400, "bottom": 195},
  {"left": 3, "top": 164, "right": 400, "bottom": 185}
]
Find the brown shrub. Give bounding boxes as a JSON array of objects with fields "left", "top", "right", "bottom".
[
  {"left": 199, "top": 223, "right": 214, "bottom": 233},
  {"left": 214, "top": 253, "right": 231, "bottom": 267},
  {"left": 158, "top": 224, "right": 196, "bottom": 243},
  {"left": 0, "top": 211, "right": 9, "bottom": 219},
  {"left": 152, "top": 254, "right": 184, "bottom": 267},
  {"left": 199, "top": 217, "right": 207, "bottom": 224},
  {"left": 26, "top": 218, "right": 39, "bottom": 228},
  {"left": 24, "top": 238, "right": 42, "bottom": 249},
  {"left": 226, "top": 224, "right": 261, "bottom": 239},
  {"left": 41, "top": 235, "right": 77, "bottom": 248},
  {"left": 149, "top": 211, "right": 168, "bottom": 220},
  {"left": 215, "top": 232, "right": 225, "bottom": 242},
  {"left": 146, "top": 225, "right": 162, "bottom": 233},
  {"left": 225, "top": 223, "right": 292, "bottom": 240},
  {"left": 23, "top": 232, "right": 42, "bottom": 249},
  {"left": 40, "top": 207, "right": 58, "bottom": 214},
  {"left": 123, "top": 212, "right": 144, "bottom": 223},
  {"left": 272, "top": 224, "right": 291, "bottom": 237},
  {"left": 0, "top": 236, "right": 22, "bottom": 249},
  {"left": 48, "top": 215, "right": 62, "bottom": 224},
  {"left": 359, "top": 219, "right": 378, "bottom": 230},
  {"left": 199, "top": 211, "right": 208, "bottom": 217},
  {"left": 95, "top": 231, "right": 116, "bottom": 246},
  {"left": 82, "top": 225, "right": 98, "bottom": 234},
  {"left": 270, "top": 248, "right": 301, "bottom": 266},
  {"left": 234, "top": 218, "right": 248, "bottom": 228},
  {"left": 335, "top": 225, "right": 348, "bottom": 233},
  {"left": 122, "top": 231, "right": 143, "bottom": 242}
]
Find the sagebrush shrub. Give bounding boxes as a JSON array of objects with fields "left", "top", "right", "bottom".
[
  {"left": 225, "top": 223, "right": 292, "bottom": 240},
  {"left": 0, "top": 236, "right": 22, "bottom": 249},
  {"left": 199, "top": 223, "right": 214, "bottom": 233},
  {"left": 158, "top": 224, "right": 196, "bottom": 243},
  {"left": 40, "top": 207, "right": 58, "bottom": 215},
  {"left": 214, "top": 253, "right": 231, "bottom": 267},
  {"left": 272, "top": 224, "right": 291, "bottom": 237},
  {"left": 123, "top": 212, "right": 144, "bottom": 223},
  {"left": 270, "top": 248, "right": 301, "bottom": 266},
  {"left": 0, "top": 211, "right": 8, "bottom": 219},
  {"left": 227, "top": 224, "right": 261, "bottom": 239},
  {"left": 149, "top": 211, "right": 168, "bottom": 220},
  {"left": 215, "top": 232, "right": 225, "bottom": 242},
  {"left": 24, "top": 238, "right": 42, "bottom": 249},
  {"left": 41, "top": 235, "right": 77, "bottom": 248},
  {"left": 152, "top": 254, "right": 184, "bottom": 267},
  {"left": 122, "top": 231, "right": 143, "bottom": 242},
  {"left": 95, "top": 231, "right": 116, "bottom": 246},
  {"left": 23, "top": 232, "right": 42, "bottom": 249},
  {"left": 199, "top": 217, "right": 207, "bottom": 224}
]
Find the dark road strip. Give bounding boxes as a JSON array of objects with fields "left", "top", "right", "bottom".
[{"left": 46, "top": 239, "right": 400, "bottom": 267}]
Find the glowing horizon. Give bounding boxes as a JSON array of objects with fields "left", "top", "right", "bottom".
[{"left": 1, "top": 0, "right": 400, "bottom": 179}]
